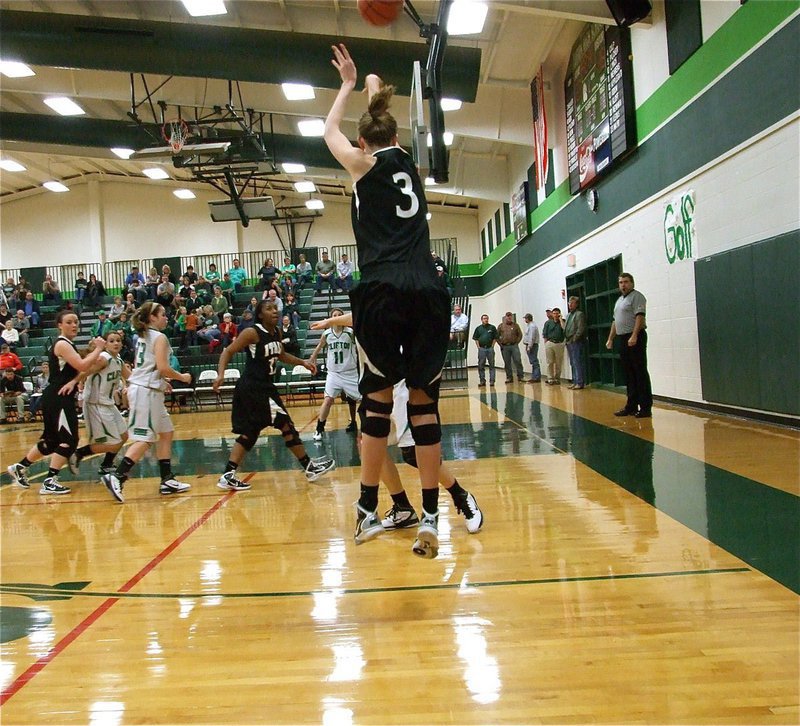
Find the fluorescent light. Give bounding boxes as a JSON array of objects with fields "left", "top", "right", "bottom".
[
  {"left": 173, "top": 189, "right": 196, "bottom": 199},
  {"left": 143, "top": 168, "right": 170, "bottom": 180},
  {"left": 441, "top": 98, "right": 462, "bottom": 112},
  {"left": 305, "top": 200, "right": 324, "bottom": 210},
  {"left": 281, "top": 162, "right": 306, "bottom": 174},
  {"left": 427, "top": 131, "right": 454, "bottom": 147},
  {"left": 297, "top": 119, "right": 325, "bottom": 137},
  {"left": 294, "top": 181, "right": 316, "bottom": 193},
  {"left": 181, "top": 0, "right": 227, "bottom": 17},
  {"left": 43, "top": 96, "right": 85, "bottom": 116},
  {"left": 282, "top": 83, "right": 315, "bottom": 101},
  {"left": 424, "top": 177, "right": 436, "bottom": 186},
  {"left": 0, "top": 61, "right": 35, "bottom": 78},
  {"left": 110, "top": 147, "right": 135, "bottom": 159},
  {"left": 43, "top": 181, "right": 69, "bottom": 193},
  {"left": 447, "top": 0, "right": 488, "bottom": 35},
  {"left": 0, "top": 159, "right": 26, "bottom": 172}
]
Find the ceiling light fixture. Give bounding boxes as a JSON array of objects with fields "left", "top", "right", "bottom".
[
  {"left": 43, "top": 96, "right": 86, "bottom": 116},
  {"left": 0, "top": 159, "right": 27, "bottom": 172},
  {"left": 294, "top": 181, "right": 316, "bottom": 193},
  {"left": 143, "top": 168, "right": 170, "bottom": 180},
  {"left": 305, "top": 200, "right": 324, "bottom": 210},
  {"left": 297, "top": 119, "right": 325, "bottom": 137},
  {"left": 110, "top": 148, "right": 135, "bottom": 159},
  {"left": 43, "top": 181, "right": 69, "bottom": 193},
  {"left": 181, "top": 0, "right": 227, "bottom": 17},
  {"left": 0, "top": 60, "right": 35, "bottom": 78},
  {"left": 440, "top": 98, "right": 463, "bottom": 111},
  {"left": 173, "top": 189, "right": 196, "bottom": 200},
  {"left": 427, "top": 131, "right": 454, "bottom": 147},
  {"left": 447, "top": 0, "right": 488, "bottom": 35},
  {"left": 281, "top": 162, "right": 306, "bottom": 174},
  {"left": 282, "top": 83, "right": 315, "bottom": 101}
]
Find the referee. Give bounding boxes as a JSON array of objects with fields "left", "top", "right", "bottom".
[{"left": 606, "top": 272, "right": 653, "bottom": 418}]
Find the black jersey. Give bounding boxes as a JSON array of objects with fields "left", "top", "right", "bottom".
[
  {"left": 44, "top": 336, "right": 80, "bottom": 396},
  {"left": 351, "top": 146, "right": 436, "bottom": 287},
  {"left": 242, "top": 323, "right": 283, "bottom": 386}
]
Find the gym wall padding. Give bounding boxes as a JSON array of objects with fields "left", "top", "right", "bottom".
[{"left": 694, "top": 230, "right": 800, "bottom": 415}]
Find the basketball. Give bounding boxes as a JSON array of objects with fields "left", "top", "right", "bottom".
[{"left": 357, "top": 0, "right": 403, "bottom": 27}]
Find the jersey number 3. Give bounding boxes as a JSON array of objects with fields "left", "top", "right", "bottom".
[{"left": 393, "top": 172, "right": 419, "bottom": 219}]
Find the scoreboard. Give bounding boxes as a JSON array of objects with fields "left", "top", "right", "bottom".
[{"left": 565, "top": 23, "right": 637, "bottom": 195}]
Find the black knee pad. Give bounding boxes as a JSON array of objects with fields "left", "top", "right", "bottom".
[
  {"left": 358, "top": 395, "right": 393, "bottom": 438},
  {"left": 409, "top": 422, "right": 441, "bottom": 446},
  {"left": 37, "top": 440, "right": 53, "bottom": 456},
  {"left": 400, "top": 445, "right": 418, "bottom": 469},
  {"left": 56, "top": 443, "right": 76, "bottom": 459},
  {"left": 278, "top": 422, "right": 302, "bottom": 449},
  {"left": 236, "top": 434, "right": 256, "bottom": 452}
]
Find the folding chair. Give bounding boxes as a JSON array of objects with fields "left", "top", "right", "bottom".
[
  {"left": 194, "top": 369, "right": 221, "bottom": 409},
  {"left": 218, "top": 368, "right": 240, "bottom": 407}
]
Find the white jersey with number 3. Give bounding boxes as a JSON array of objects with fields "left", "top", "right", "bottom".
[{"left": 129, "top": 328, "right": 168, "bottom": 390}]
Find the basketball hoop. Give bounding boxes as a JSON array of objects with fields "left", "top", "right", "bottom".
[{"left": 162, "top": 119, "right": 190, "bottom": 154}]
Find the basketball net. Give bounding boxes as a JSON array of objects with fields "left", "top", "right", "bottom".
[{"left": 162, "top": 119, "right": 190, "bottom": 154}]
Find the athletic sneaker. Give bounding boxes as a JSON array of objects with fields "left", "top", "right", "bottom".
[
  {"left": 102, "top": 473, "right": 124, "bottom": 503},
  {"left": 412, "top": 510, "right": 439, "bottom": 559},
  {"left": 354, "top": 502, "right": 384, "bottom": 544},
  {"left": 7, "top": 463, "right": 29, "bottom": 489},
  {"left": 345, "top": 420, "right": 357, "bottom": 433},
  {"left": 217, "top": 470, "right": 251, "bottom": 491},
  {"left": 455, "top": 491, "right": 484, "bottom": 534},
  {"left": 98, "top": 465, "right": 116, "bottom": 478},
  {"left": 67, "top": 452, "right": 80, "bottom": 475},
  {"left": 312, "top": 431, "right": 323, "bottom": 442},
  {"left": 159, "top": 478, "right": 191, "bottom": 495},
  {"left": 381, "top": 503, "right": 420, "bottom": 530},
  {"left": 305, "top": 458, "right": 336, "bottom": 482},
  {"left": 40, "top": 476, "right": 71, "bottom": 495}
]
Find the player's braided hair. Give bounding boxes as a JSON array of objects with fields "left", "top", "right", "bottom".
[{"left": 358, "top": 84, "right": 398, "bottom": 147}]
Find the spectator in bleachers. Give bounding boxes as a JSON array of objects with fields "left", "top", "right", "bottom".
[
  {"left": 146, "top": 267, "right": 161, "bottom": 299},
  {"left": 177, "top": 275, "right": 194, "bottom": 299},
  {"left": 315, "top": 251, "right": 335, "bottom": 295},
  {"left": 125, "top": 266, "right": 145, "bottom": 288},
  {"left": 283, "top": 291, "right": 300, "bottom": 328},
  {"left": 0, "top": 368, "right": 27, "bottom": 423},
  {"left": 191, "top": 276, "right": 210, "bottom": 302},
  {"left": 156, "top": 275, "right": 176, "bottom": 309},
  {"left": 185, "top": 288, "right": 203, "bottom": 314},
  {"left": 261, "top": 288, "right": 283, "bottom": 314},
  {"left": 280, "top": 314, "right": 300, "bottom": 357},
  {"left": 436, "top": 265, "right": 452, "bottom": 295},
  {"left": 123, "top": 293, "right": 138, "bottom": 316},
  {"left": 280, "top": 256, "right": 297, "bottom": 296},
  {"left": 219, "top": 273, "right": 235, "bottom": 305},
  {"left": 197, "top": 305, "right": 222, "bottom": 350},
  {"left": 29, "top": 360, "right": 49, "bottom": 418},
  {"left": 129, "top": 279, "right": 147, "bottom": 306},
  {"left": 84, "top": 273, "right": 107, "bottom": 310},
  {"left": 0, "top": 303, "right": 11, "bottom": 326},
  {"left": 219, "top": 312, "right": 238, "bottom": 349},
  {"left": 2, "top": 278, "right": 15, "bottom": 307},
  {"left": 238, "top": 309, "right": 254, "bottom": 332},
  {"left": 161, "top": 264, "right": 177, "bottom": 285},
  {"left": 109, "top": 310, "right": 128, "bottom": 335},
  {"left": 335, "top": 253, "right": 354, "bottom": 292},
  {"left": 13, "top": 277, "right": 31, "bottom": 307},
  {"left": 0, "top": 343, "right": 23, "bottom": 371},
  {"left": 205, "top": 263, "right": 221, "bottom": 287},
  {"left": 42, "top": 275, "right": 62, "bottom": 304},
  {"left": 12, "top": 310, "right": 30, "bottom": 348},
  {"left": 184, "top": 265, "right": 198, "bottom": 284},
  {"left": 228, "top": 259, "right": 248, "bottom": 293},
  {"left": 431, "top": 250, "right": 447, "bottom": 273},
  {"left": 174, "top": 307, "right": 188, "bottom": 351},
  {"left": 108, "top": 296, "right": 125, "bottom": 322},
  {"left": 20, "top": 292, "right": 41, "bottom": 326},
  {"left": 74, "top": 271, "right": 88, "bottom": 302},
  {"left": 258, "top": 258, "right": 280, "bottom": 291},
  {"left": 450, "top": 304, "right": 469, "bottom": 348},
  {"left": 182, "top": 307, "right": 199, "bottom": 352},
  {"left": 245, "top": 296, "right": 259, "bottom": 317},
  {"left": 91, "top": 311, "right": 112, "bottom": 338},
  {"left": 2, "top": 320, "right": 20, "bottom": 350},
  {"left": 296, "top": 253, "right": 312, "bottom": 290},
  {"left": 210, "top": 286, "right": 229, "bottom": 317}
]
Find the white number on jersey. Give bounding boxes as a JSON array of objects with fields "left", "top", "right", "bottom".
[{"left": 392, "top": 172, "right": 419, "bottom": 219}]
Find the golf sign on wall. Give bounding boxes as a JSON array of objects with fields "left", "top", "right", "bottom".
[{"left": 664, "top": 189, "right": 696, "bottom": 264}]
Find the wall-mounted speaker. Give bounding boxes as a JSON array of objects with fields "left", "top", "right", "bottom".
[{"left": 605, "top": 0, "right": 652, "bottom": 27}]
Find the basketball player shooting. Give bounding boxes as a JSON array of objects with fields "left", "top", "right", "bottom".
[{"left": 323, "top": 43, "right": 451, "bottom": 558}]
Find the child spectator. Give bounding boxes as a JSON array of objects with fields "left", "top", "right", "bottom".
[
  {"left": 283, "top": 291, "right": 300, "bottom": 328},
  {"left": 74, "top": 271, "right": 88, "bottom": 302},
  {"left": 108, "top": 295, "right": 125, "bottom": 322},
  {"left": 184, "top": 308, "right": 199, "bottom": 350}
]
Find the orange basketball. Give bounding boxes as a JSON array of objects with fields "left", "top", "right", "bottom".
[{"left": 357, "top": 0, "right": 403, "bottom": 27}]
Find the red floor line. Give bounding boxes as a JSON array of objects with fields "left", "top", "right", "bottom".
[{"left": 0, "top": 486, "right": 242, "bottom": 706}]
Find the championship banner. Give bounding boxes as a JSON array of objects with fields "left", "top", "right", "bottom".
[{"left": 530, "top": 67, "right": 549, "bottom": 191}]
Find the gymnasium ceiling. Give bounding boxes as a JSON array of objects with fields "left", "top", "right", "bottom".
[{"left": 0, "top": 0, "right": 625, "bottom": 209}]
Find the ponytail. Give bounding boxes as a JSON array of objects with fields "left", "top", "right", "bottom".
[
  {"left": 131, "top": 301, "right": 163, "bottom": 334},
  {"left": 357, "top": 85, "right": 398, "bottom": 147}
]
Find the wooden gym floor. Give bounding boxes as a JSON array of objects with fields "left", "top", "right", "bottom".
[{"left": 1, "top": 373, "right": 798, "bottom": 724}]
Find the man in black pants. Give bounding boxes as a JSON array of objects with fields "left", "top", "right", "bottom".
[{"left": 606, "top": 272, "right": 653, "bottom": 418}]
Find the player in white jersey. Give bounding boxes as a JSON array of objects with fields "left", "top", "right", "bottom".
[
  {"left": 310, "top": 308, "right": 360, "bottom": 441},
  {"left": 311, "top": 314, "right": 483, "bottom": 556},
  {"left": 101, "top": 302, "right": 193, "bottom": 503},
  {"left": 69, "top": 331, "right": 130, "bottom": 478}
]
